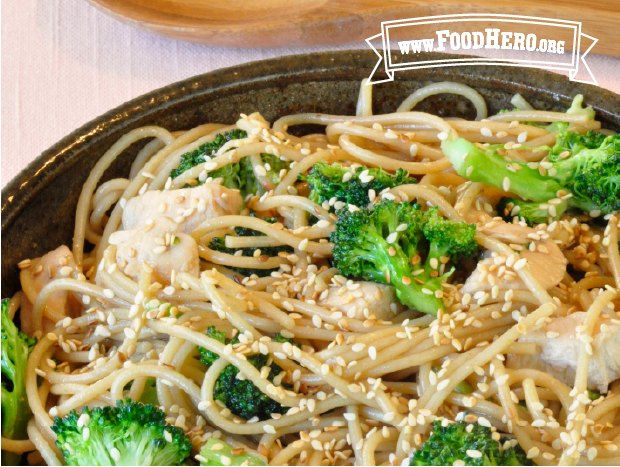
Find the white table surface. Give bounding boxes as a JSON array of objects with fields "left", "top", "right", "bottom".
[{"left": 2, "top": 0, "right": 620, "bottom": 187}]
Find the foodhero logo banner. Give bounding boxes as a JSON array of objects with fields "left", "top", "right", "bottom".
[{"left": 365, "top": 14, "right": 598, "bottom": 85}]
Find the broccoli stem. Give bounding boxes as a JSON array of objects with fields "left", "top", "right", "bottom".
[{"left": 442, "top": 138, "right": 563, "bottom": 203}]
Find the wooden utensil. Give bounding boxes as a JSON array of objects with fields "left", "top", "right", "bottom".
[{"left": 88, "top": 0, "right": 620, "bottom": 57}]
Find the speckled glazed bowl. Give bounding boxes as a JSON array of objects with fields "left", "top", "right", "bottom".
[{"left": 2, "top": 50, "right": 620, "bottom": 297}]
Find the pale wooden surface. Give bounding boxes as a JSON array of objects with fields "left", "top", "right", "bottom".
[{"left": 89, "top": 0, "right": 620, "bottom": 56}]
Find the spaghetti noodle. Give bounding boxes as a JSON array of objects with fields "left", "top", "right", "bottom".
[{"left": 3, "top": 81, "right": 620, "bottom": 466}]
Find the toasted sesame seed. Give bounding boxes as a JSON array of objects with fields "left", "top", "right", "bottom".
[{"left": 526, "top": 447, "right": 540, "bottom": 459}]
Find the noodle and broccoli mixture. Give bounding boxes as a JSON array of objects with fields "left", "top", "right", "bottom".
[{"left": 2, "top": 81, "right": 620, "bottom": 466}]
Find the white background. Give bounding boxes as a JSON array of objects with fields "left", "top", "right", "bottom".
[{"left": 2, "top": 0, "right": 620, "bottom": 187}]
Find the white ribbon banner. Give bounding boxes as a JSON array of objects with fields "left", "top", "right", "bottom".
[{"left": 366, "top": 14, "right": 598, "bottom": 86}]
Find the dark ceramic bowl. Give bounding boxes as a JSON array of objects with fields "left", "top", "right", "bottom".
[{"left": 2, "top": 50, "right": 620, "bottom": 298}]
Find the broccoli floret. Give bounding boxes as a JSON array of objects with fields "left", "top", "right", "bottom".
[
  {"left": 209, "top": 215, "right": 293, "bottom": 278},
  {"left": 549, "top": 129, "right": 608, "bottom": 161},
  {"left": 330, "top": 200, "right": 476, "bottom": 315},
  {"left": 442, "top": 133, "right": 620, "bottom": 215},
  {"left": 170, "top": 129, "right": 248, "bottom": 180},
  {"left": 211, "top": 153, "right": 290, "bottom": 197},
  {"left": 1, "top": 298, "right": 37, "bottom": 466},
  {"left": 422, "top": 207, "right": 478, "bottom": 269},
  {"left": 302, "top": 162, "right": 417, "bottom": 208},
  {"left": 198, "top": 327, "right": 290, "bottom": 421},
  {"left": 410, "top": 419, "right": 531, "bottom": 466},
  {"left": 198, "top": 438, "right": 267, "bottom": 466},
  {"left": 496, "top": 197, "right": 568, "bottom": 226},
  {"left": 170, "top": 129, "right": 289, "bottom": 196},
  {"left": 197, "top": 326, "right": 227, "bottom": 366},
  {"left": 52, "top": 399, "right": 192, "bottom": 466}
]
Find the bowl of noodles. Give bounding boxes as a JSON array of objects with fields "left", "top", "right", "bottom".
[{"left": 2, "top": 50, "right": 620, "bottom": 466}]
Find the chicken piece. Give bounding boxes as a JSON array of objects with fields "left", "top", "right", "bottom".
[
  {"left": 460, "top": 216, "right": 567, "bottom": 294},
  {"left": 109, "top": 217, "right": 200, "bottom": 284},
  {"left": 19, "top": 245, "right": 81, "bottom": 334},
  {"left": 122, "top": 183, "right": 243, "bottom": 234},
  {"left": 317, "top": 281, "right": 404, "bottom": 321},
  {"left": 464, "top": 208, "right": 493, "bottom": 226},
  {"left": 507, "top": 312, "right": 620, "bottom": 392}
]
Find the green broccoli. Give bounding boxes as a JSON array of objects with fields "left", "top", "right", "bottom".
[
  {"left": 549, "top": 129, "right": 608, "bottom": 161},
  {"left": 565, "top": 94, "right": 596, "bottom": 120},
  {"left": 138, "top": 378, "right": 159, "bottom": 407},
  {"left": 197, "top": 327, "right": 292, "bottom": 421},
  {"left": 170, "top": 129, "right": 247, "bottom": 179},
  {"left": 209, "top": 215, "right": 293, "bottom": 278},
  {"left": 170, "top": 129, "right": 289, "bottom": 196},
  {"left": 302, "top": 162, "right": 417, "bottom": 209},
  {"left": 410, "top": 419, "right": 532, "bottom": 466},
  {"left": 496, "top": 197, "right": 568, "bottom": 227},
  {"left": 330, "top": 200, "right": 476, "bottom": 315},
  {"left": 442, "top": 133, "right": 620, "bottom": 216},
  {"left": 211, "top": 153, "right": 290, "bottom": 197},
  {"left": 52, "top": 399, "right": 192, "bottom": 466},
  {"left": 1, "top": 298, "right": 37, "bottom": 466},
  {"left": 198, "top": 438, "right": 267, "bottom": 466},
  {"left": 197, "top": 326, "right": 228, "bottom": 366}
]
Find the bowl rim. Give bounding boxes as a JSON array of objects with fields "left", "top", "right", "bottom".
[{"left": 2, "top": 49, "right": 619, "bottom": 232}]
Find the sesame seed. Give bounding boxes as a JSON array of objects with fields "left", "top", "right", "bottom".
[
  {"left": 502, "top": 177, "right": 510, "bottom": 192},
  {"left": 480, "top": 128, "right": 492, "bottom": 137},
  {"left": 437, "top": 379, "right": 450, "bottom": 391},
  {"left": 526, "top": 447, "right": 539, "bottom": 459},
  {"left": 110, "top": 448, "right": 121, "bottom": 462},
  {"left": 467, "top": 449, "right": 482, "bottom": 458}
]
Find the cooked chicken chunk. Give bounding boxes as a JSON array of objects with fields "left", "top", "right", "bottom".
[
  {"left": 507, "top": 312, "right": 620, "bottom": 392},
  {"left": 19, "top": 245, "right": 81, "bottom": 334},
  {"left": 317, "top": 281, "right": 404, "bottom": 321},
  {"left": 461, "top": 216, "right": 567, "bottom": 294},
  {"left": 110, "top": 217, "right": 200, "bottom": 284},
  {"left": 122, "top": 183, "right": 242, "bottom": 234}
]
